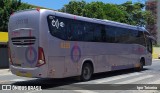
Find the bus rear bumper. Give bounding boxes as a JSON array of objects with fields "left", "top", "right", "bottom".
[{"left": 10, "top": 65, "right": 48, "bottom": 78}]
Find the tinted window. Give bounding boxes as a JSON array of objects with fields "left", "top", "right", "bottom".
[
  {"left": 137, "top": 31, "right": 146, "bottom": 46},
  {"left": 115, "top": 27, "right": 130, "bottom": 43},
  {"left": 47, "top": 15, "right": 67, "bottom": 40},
  {"left": 47, "top": 15, "right": 146, "bottom": 46},
  {"left": 105, "top": 25, "right": 115, "bottom": 43}
]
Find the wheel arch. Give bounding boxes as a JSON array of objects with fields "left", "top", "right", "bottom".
[
  {"left": 140, "top": 57, "right": 145, "bottom": 65},
  {"left": 81, "top": 58, "right": 94, "bottom": 74}
]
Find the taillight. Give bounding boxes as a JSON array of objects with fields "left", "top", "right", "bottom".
[
  {"left": 36, "top": 8, "right": 40, "bottom": 12},
  {"left": 8, "top": 46, "right": 13, "bottom": 65},
  {"left": 36, "top": 47, "right": 46, "bottom": 67}
]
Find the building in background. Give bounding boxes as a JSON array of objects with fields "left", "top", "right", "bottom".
[{"left": 146, "top": 0, "right": 160, "bottom": 45}]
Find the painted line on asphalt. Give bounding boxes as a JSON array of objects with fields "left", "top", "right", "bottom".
[
  {"left": 0, "top": 78, "right": 28, "bottom": 84},
  {"left": 0, "top": 73, "right": 12, "bottom": 76},
  {"left": 10, "top": 79, "right": 26, "bottom": 82},
  {"left": 0, "top": 79, "right": 25, "bottom": 84},
  {"left": 73, "top": 90, "right": 98, "bottom": 93},
  {"left": 115, "top": 75, "right": 153, "bottom": 84},
  {"left": 147, "top": 78, "right": 160, "bottom": 84},
  {"left": 0, "top": 80, "right": 10, "bottom": 83},
  {"left": 24, "top": 90, "right": 42, "bottom": 93},
  {"left": 94, "top": 72, "right": 143, "bottom": 84},
  {"left": 153, "top": 59, "right": 160, "bottom": 61}
]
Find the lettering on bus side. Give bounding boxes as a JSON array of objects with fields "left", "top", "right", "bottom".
[
  {"left": 16, "top": 18, "right": 28, "bottom": 25},
  {"left": 70, "top": 43, "right": 81, "bottom": 62},
  {"left": 60, "top": 42, "right": 70, "bottom": 49}
]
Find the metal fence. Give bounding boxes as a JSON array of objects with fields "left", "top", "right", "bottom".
[{"left": 0, "top": 44, "right": 9, "bottom": 68}]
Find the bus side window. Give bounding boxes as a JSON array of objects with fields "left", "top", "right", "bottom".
[
  {"left": 101, "top": 25, "right": 106, "bottom": 42},
  {"left": 137, "top": 31, "right": 146, "bottom": 46},
  {"left": 47, "top": 15, "right": 67, "bottom": 40},
  {"left": 147, "top": 38, "right": 152, "bottom": 53},
  {"left": 105, "top": 25, "right": 115, "bottom": 43},
  {"left": 83, "top": 22, "right": 94, "bottom": 42},
  {"left": 67, "top": 19, "right": 77, "bottom": 40},
  {"left": 94, "top": 24, "right": 101, "bottom": 42},
  {"left": 76, "top": 21, "right": 83, "bottom": 41},
  {"left": 129, "top": 30, "right": 138, "bottom": 44}
]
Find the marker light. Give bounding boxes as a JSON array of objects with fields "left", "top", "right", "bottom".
[
  {"left": 36, "top": 47, "right": 46, "bottom": 67},
  {"left": 36, "top": 8, "right": 40, "bottom": 12}
]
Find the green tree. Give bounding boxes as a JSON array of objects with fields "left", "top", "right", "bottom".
[
  {"left": 0, "top": 0, "right": 34, "bottom": 32},
  {"left": 60, "top": 1, "right": 127, "bottom": 22},
  {"left": 83, "top": 1, "right": 106, "bottom": 19},
  {"left": 103, "top": 3, "right": 126, "bottom": 23},
  {"left": 119, "top": 1, "right": 155, "bottom": 26},
  {"left": 60, "top": 0, "right": 86, "bottom": 16},
  {"left": 59, "top": 0, "right": 155, "bottom": 27}
]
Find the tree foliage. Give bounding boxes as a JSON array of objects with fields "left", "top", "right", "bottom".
[
  {"left": 0, "top": 0, "right": 155, "bottom": 32},
  {"left": 60, "top": 1, "right": 155, "bottom": 27},
  {"left": 0, "top": 0, "right": 34, "bottom": 31},
  {"left": 60, "top": 0, "right": 86, "bottom": 16}
]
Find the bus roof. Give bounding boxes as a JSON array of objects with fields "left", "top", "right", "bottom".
[
  {"left": 13, "top": 9, "right": 148, "bottom": 32},
  {"left": 45, "top": 9, "right": 147, "bottom": 32}
]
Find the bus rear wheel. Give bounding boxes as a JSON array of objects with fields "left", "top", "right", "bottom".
[{"left": 80, "top": 63, "right": 93, "bottom": 81}]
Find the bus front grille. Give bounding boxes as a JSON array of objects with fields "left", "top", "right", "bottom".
[{"left": 11, "top": 37, "right": 36, "bottom": 45}]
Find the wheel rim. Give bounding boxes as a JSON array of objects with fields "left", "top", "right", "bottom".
[{"left": 83, "top": 66, "right": 91, "bottom": 80}]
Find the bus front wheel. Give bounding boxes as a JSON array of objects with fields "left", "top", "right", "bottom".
[
  {"left": 139, "top": 60, "right": 144, "bottom": 70},
  {"left": 135, "top": 59, "right": 144, "bottom": 71},
  {"left": 80, "top": 63, "right": 93, "bottom": 81}
]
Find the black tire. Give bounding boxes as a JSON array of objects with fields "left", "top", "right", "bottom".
[
  {"left": 135, "top": 59, "right": 144, "bottom": 71},
  {"left": 80, "top": 63, "right": 93, "bottom": 81},
  {"left": 139, "top": 60, "right": 144, "bottom": 70}
]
